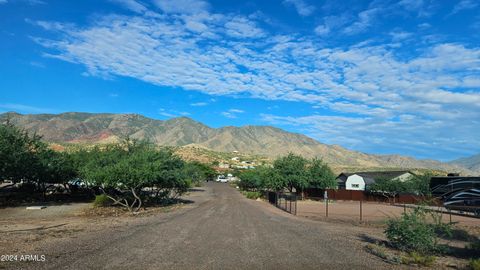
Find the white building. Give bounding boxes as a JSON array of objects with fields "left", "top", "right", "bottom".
[{"left": 336, "top": 171, "right": 414, "bottom": 191}]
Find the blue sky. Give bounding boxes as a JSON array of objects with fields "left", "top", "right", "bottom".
[{"left": 1, "top": 0, "right": 479, "bottom": 161}]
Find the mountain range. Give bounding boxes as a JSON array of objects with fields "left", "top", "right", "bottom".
[
  {"left": 449, "top": 154, "right": 480, "bottom": 174},
  {"left": 1, "top": 111, "right": 477, "bottom": 175}
]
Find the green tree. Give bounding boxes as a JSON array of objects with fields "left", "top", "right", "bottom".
[
  {"left": 407, "top": 173, "right": 432, "bottom": 196},
  {"left": 37, "top": 150, "right": 78, "bottom": 194},
  {"left": 81, "top": 142, "right": 188, "bottom": 212},
  {"left": 239, "top": 168, "right": 264, "bottom": 191},
  {"left": 0, "top": 122, "right": 45, "bottom": 185},
  {"left": 273, "top": 153, "right": 309, "bottom": 192},
  {"left": 369, "top": 177, "right": 413, "bottom": 203},
  {"left": 308, "top": 158, "right": 336, "bottom": 189},
  {"left": 184, "top": 161, "right": 216, "bottom": 185},
  {"left": 259, "top": 166, "right": 284, "bottom": 191}
]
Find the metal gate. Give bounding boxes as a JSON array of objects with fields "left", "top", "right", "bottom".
[{"left": 267, "top": 191, "right": 297, "bottom": 215}]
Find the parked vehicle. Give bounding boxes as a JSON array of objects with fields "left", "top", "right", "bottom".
[
  {"left": 217, "top": 175, "right": 228, "bottom": 183},
  {"left": 443, "top": 188, "right": 480, "bottom": 216}
]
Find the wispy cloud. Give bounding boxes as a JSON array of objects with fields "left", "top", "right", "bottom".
[
  {"left": 0, "top": 0, "right": 8, "bottom": 4},
  {"left": 110, "top": 0, "right": 147, "bottom": 13},
  {"left": 449, "top": 0, "right": 478, "bottom": 15},
  {"left": 0, "top": 103, "right": 53, "bottom": 114},
  {"left": 221, "top": 109, "right": 244, "bottom": 119},
  {"left": 261, "top": 113, "right": 480, "bottom": 160},
  {"left": 190, "top": 102, "right": 208, "bottom": 107},
  {"left": 31, "top": 2, "right": 480, "bottom": 158},
  {"left": 343, "top": 7, "right": 380, "bottom": 35},
  {"left": 30, "top": 61, "right": 45, "bottom": 68},
  {"left": 153, "top": 0, "right": 209, "bottom": 14},
  {"left": 283, "top": 0, "right": 315, "bottom": 16},
  {"left": 26, "top": 0, "right": 46, "bottom": 5},
  {"left": 159, "top": 108, "right": 190, "bottom": 118}
]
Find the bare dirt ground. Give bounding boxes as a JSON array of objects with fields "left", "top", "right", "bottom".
[
  {"left": 297, "top": 200, "right": 480, "bottom": 226},
  {"left": 0, "top": 182, "right": 407, "bottom": 270}
]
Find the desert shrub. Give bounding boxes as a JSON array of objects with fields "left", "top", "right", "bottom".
[
  {"left": 93, "top": 194, "right": 111, "bottom": 207},
  {"left": 401, "top": 252, "right": 436, "bottom": 267},
  {"left": 385, "top": 207, "right": 441, "bottom": 255},
  {"left": 469, "top": 259, "right": 480, "bottom": 270},
  {"left": 245, "top": 191, "right": 261, "bottom": 200},
  {"left": 365, "top": 243, "right": 401, "bottom": 264}
]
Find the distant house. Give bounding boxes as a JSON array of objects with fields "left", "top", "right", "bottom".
[
  {"left": 336, "top": 171, "right": 414, "bottom": 191},
  {"left": 218, "top": 163, "right": 230, "bottom": 169}
]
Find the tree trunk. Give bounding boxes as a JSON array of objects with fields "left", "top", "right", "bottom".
[{"left": 131, "top": 188, "right": 142, "bottom": 212}]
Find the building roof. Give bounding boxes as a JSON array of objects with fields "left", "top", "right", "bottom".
[{"left": 337, "top": 170, "right": 413, "bottom": 185}]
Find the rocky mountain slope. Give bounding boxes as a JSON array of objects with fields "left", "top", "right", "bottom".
[
  {"left": 449, "top": 154, "right": 480, "bottom": 174},
  {"left": 0, "top": 111, "right": 472, "bottom": 174}
]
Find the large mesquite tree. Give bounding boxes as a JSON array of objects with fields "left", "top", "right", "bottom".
[
  {"left": 81, "top": 141, "right": 188, "bottom": 212},
  {"left": 0, "top": 122, "right": 45, "bottom": 185},
  {"left": 0, "top": 122, "right": 76, "bottom": 194},
  {"left": 238, "top": 153, "right": 337, "bottom": 193},
  {"left": 273, "top": 153, "right": 310, "bottom": 192}
]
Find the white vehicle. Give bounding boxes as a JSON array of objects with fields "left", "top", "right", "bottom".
[{"left": 217, "top": 175, "right": 228, "bottom": 183}]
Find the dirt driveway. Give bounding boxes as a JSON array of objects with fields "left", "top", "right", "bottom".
[{"left": 1, "top": 183, "right": 400, "bottom": 270}]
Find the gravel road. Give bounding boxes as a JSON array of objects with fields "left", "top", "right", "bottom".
[{"left": 15, "top": 182, "right": 396, "bottom": 270}]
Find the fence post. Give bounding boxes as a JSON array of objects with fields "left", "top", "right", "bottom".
[
  {"left": 326, "top": 198, "right": 329, "bottom": 217},
  {"left": 275, "top": 192, "right": 278, "bottom": 208},
  {"left": 360, "top": 200, "right": 363, "bottom": 221},
  {"left": 404, "top": 204, "right": 406, "bottom": 214},
  {"left": 294, "top": 194, "right": 297, "bottom": 215},
  {"left": 289, "top": 196, "right": 292, "bottom": 214}
]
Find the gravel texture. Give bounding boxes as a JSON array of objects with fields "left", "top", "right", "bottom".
[{"left": 3, "top": 183, "right": 402, "bottom": 270}]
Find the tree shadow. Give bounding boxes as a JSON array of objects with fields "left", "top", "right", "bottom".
[{"left": 358, "top": 233, "right": 389, "bottom": 246}]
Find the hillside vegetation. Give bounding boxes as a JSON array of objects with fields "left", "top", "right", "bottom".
[{"left": 0, "top": 112, "right": 472, "bottom": 174}]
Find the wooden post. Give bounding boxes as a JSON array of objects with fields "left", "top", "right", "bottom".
[
  {"left": 404, "top": 204, "right": 406, "bottom": 214},
  {"left": 360, "top": 200, "right": 363, "bottom": 221}
]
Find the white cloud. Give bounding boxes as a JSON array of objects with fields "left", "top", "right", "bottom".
[
  {"left": 190, "top": 102, "right": 208, "bottom": 106},
  {"left": 229, "top": 109, "right": 244, "bottom": 113},
  {"left": 159, "top": 108, "right": 190, "bottom": 118},
  {"left": 153, "top": 0, "right": 209, "bottom": 14},
  {"left": 261, "top": 113, "right": 480, "bottom": 160},
  {"left": 0, "top": 103, "right": 53, "bottom": 113},
  {"left": 30, "top": 61, "right": 45, "bottom": 68},
  {"left": 389, "top": 30, "right": 412, "bottom": 41},
  {"left": 224, "top": 16, "right": 265, "bottom": 38},
  {"left": 399, "top": 0, "right": 424, "bottom": 11},
  {"left": 343, "top": 7, "right": 380, "bottom": 35},
  {"left": 314, "top": 25, "right": 329, "bottom": 36},
  {"left": 111, "top": 0, "right": 147, "bottom": 13},
  {"left": 450, "top": 0, "right": 478, "bottom": 15},
  {"left": 0, "top": 0, "right": 7, "bottom": 4},
  {"left": 283, "top": 0, "right": 315, "bottom": 16},
  {"left": 32, "top": 7, "right": 480, "bottom": 158},
  {"left": 27, "top": 0, "right": 45, "bottom": 5},
  {"left": 221, "top": 108, "right": 244, "bottom": 118}
]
